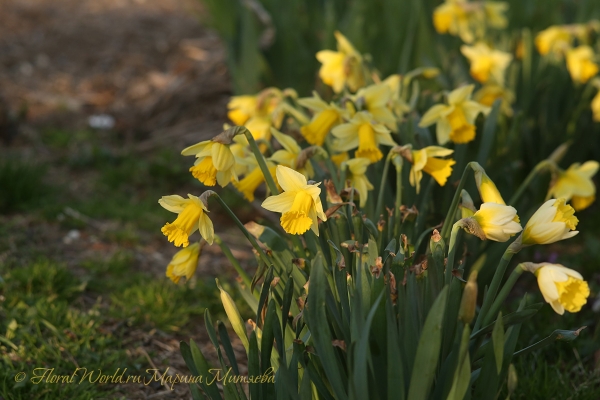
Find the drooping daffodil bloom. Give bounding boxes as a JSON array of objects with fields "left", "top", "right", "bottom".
[
  {"left": 182, "top": 139, "right": 237, "bottom": 187},
  {"left": 469, "top": 203, "right": 522, "bottom": 242},
  {"left": 331, "top": 111, "right": 396, "bottom": 163},
  {"left": 548, "top": 161, "right": 599, "bottom": 211},
  {"left": 419, "top": 85, "right": 491, "bottom": 144},
  {"left": 521, "top": 198, "right": 578, "bottom": 245},
  {"left": 460, "top": 42, "right": 512, "bottom": 86},
  {"left": 166, "top": 242, "right": 202, "bottom": 284},
  {"left": 297, "top": 92, "right": 347, "bottom": 146},
  {"left": 261, "top": 166, "right": 327, "bottom": 235},
  {"left": 353, "top": 83, "right": 397, "bottom": 129},
  {"left": 270, "top": 128, "right": 314, "bottom": 179},
  {"left": 525, "top": 263, "right": 590, "bottom": 315},
  {"left": 344, "top": 158, "right": 374, "bottom": 207},
  {"left": 408, "top": 146, "right": 456, "bottom": 193},
  {"left": 316, "top": 31, "right": 365, "bottom": 93},
  {"left": 566, "top": 46, "right": 599, "bottom": 84},
  {"left": 159, "top": 194, "right": 214, "bottom": 247}
]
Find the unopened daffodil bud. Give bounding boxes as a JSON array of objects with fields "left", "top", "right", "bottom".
[
  {"left": 549, "top": 161, "right": 598, "bottom": 211},
  {"left": 472, "top": 163, "right": 506, "bottom": 204},
  {"left": 459, "top": 271, "right": 478, "bottom": 324},
  {"left": 521, "top": 198, "right": 578, "bottom": 245},
  {"left": 523, "top": 262, "right": 590, "bottom": 315},
  {"left": 166, "top": 241, "right": 203, "bottom": 284},
  {"left": 159, "top": 193, "right": 214, "bottom": 247}
]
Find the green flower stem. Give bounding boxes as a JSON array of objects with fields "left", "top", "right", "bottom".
[
  {"left": 445, "top": 221, "right": 465, "bottom": 285},
  {"left": 375, "top": 151, "right": 394, "bottom": 220},
  {"left": 473, "top": 248, "right": 516, "bottom": 331},
  {"left": 393, "top": 156, "right": 403, "bottom": 240},
  {"left": 243, "top": 130, "right": 280, "bottom": 196},
  {"left": 211, "top": 193, "right": 272, "bottom": 268},
  {"left": 215, "top": 234, "right": 252, "bottom": 289},
  {"left": 508, "top": 160, "right": 550, "bottom": 206},
  {"left": 483, "top": 264, "right": 525, "bottom": 326},
  {"left": 441, "top": 162, "right": 475, "bottom": 242},
  {"left": 513, "top": 327, "right": 586, "bottom": 359}
]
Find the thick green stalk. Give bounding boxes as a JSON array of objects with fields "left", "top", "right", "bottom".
[
  {"left": 211, "top": 193, "right": 272, "bottom": 267},
  {"left": 243, "top": 130, "right": 280, "bottom": 196},
  {"left": 508, "top": 160, "right": 550, "bottom": 205},
  {"left": 215, "top": 234, "right": 252, "bottom": 289},
  {"left": 445, "top": 221, "right": 465, "bottom": 284},
  {"left": 473, "top": 247, "right": 516, "bottom": 331},
  {"left": 483, "top": 264, "right": 525, "bottom": 326},
  {"left": 375, "top": 151, "right": 394, "bottom": 220},
  {"left": 441, "top": 162, "right": 474, "bottom": 242}
]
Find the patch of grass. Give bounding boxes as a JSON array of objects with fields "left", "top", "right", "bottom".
[
  {"left": 0, "top": 259, "right": 135, "bottom": 400},
  {"left": 0, "top": 160, "right": 49, "bottom": 214}
]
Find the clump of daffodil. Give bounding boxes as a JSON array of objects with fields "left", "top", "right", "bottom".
[
  {"left": 460, "top": 43, "right": 512, "bottom": 86},
  {"left": 535, "top": 26, "right": 572, "bottom": 56},
  {"left": 227, "top": 88, "right": 285, "bottom": 141},
  {"left": 297, "top": 92, "right": 347, "bottom": 146},
  {"left": 521, "top": 198, "right": 578, "bottom": 246},
  {"left": 159, "top": 194, "right": 214, "bottom": 247},
  {"left": 166, "top": 241, "right": 203, "bottom": 284},
  {"left": 419, "top": 85, "right": 491, "bottom": 144},
  {"left": 404, "top": 146, "right": 456, "bottom": 193},
  {"left": 353, "top": 83, "right": 397, "bottom": 129},
  {"left": 466, "top": 203, "right": 522, "bottom": 242},
  {"left": 566, "top": 46, "right": 599, "bottom": 84},
  {"left": 474, "top": 84, "right": 514, "bottom": 116},
  {"left": 233, "top": 161, "right": 278, "bottom": 202},
  {"left": 316, "top": 31, "right": 365, "bottom": 93},
  {"left": 261, "top": 166, "right": 327, "bottom": 235},
  {"left": 343, "top": 158, "right": 374, "bottom": 207},
  {"left": 331, "top": 111, "right": 396, "bottom": 163},
  {"left": 524, "top": 263, "right": 590, "bottom": 315},
  {"left": 270, "top": 128, "right": 315, "bottom": 179},
  {"left": 548, "top": 161, "right": 599, "bottom": 211}
]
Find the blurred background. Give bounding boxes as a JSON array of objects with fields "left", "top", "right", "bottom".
[{"left": 1, "top": 0, "right": 599, "bottom": 398}]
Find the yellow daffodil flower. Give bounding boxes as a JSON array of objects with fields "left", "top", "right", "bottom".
[
  {"left": 433, "top": 0, "right": 473, "bottom": 43},
  {"left": 181, "top": 140, "right": 237, "bottom": 187},
  {"left": 344, "top": 158, "right": 374, "bottom": 207},
  {"left": 297, "top": 92, "right": 347, "bottom": 146},
  {"left": 521, "top": 198, "right": 578, "bottom": 245},
  {"left": 331, "top": 152, "right": 349, "bottom": 167},
  {"left": 316, "top": 31, "right": 365, "bottom": 93},
  {"left": 549, "top": 161, "right": 599, "bottom": 211},
  {"left": 262, "top": 166, "right": 327, "bottom": 235},
  {"left": 527, "top": 263, "right": 590, "bottom": 315},
  {"left": 354, "top": 84, "right": 397, "bottom": 129},
  {"left": 270, "top": 128, "right": 315, "bottom": 179},
  {"left": 419, "top": 85, "right": 490, "bottom": 144},
  {"left": 461, "top": 43, "right": 512, "bottom": 86},
  {"left": 233, "top": 162, "right": 278, "bottom": 202},
  {"left": 470, "top": 203, "right": 522, "bottom": 241},
  {"left": 483, "top": 2, "right": 509, "bottom": 29},
  {"left": 566, "top": 46, "right": 599, "bottom": 84},
  {"left": 166, "top": 242, "right": 202, "bottom": 284},
  {"left": 331, "top": 111, "right": 396, "bottom": 162},
  {"left": 592, "top": 89, "right": 600, "bottom": 122},
  {"left": 474, "top": 84, "right": 514, "bottom": 116},
  {"left": 227, "top": 89, "right": 284, "bottom": 141},
  {"left": 408, "top": 146, "right": 456, "bottom": 193},
  {"left": 159, "top": 194, "right": 214, "bottom": 247},
  {"left": 535, "top": 26, "right": 572, "bottom": 56},
  {"left": 382, "top": 74, "right": 412, "bottom": 120}
]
